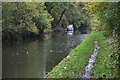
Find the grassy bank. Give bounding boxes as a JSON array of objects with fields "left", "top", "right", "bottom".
[{"left": 45, "top": 32, "right": 117, "bottom": 78}]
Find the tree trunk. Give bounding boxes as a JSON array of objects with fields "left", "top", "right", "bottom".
[{"left": 53, "top": 9, "right": 66, "bottom": 28}]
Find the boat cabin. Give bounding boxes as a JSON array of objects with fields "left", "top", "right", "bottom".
[{"left": 67, "top": 24, "right": 74, "bottom": 31}]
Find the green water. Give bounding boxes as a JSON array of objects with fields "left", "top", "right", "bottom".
[{"left": 2, "top": 32, "right": 88, "bottom": 78}]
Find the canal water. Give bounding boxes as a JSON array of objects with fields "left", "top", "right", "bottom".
[{"left": 2, "top": 32, "right": 88, "bottom": 78}]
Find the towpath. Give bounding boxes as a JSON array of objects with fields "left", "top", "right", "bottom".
[{"left": 81, "top": 40, "right": 99, "bottom": 79}]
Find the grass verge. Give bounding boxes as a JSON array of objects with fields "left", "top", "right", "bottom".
[{"left": 45, "top": 32, "right": 117, "bottom": 78}]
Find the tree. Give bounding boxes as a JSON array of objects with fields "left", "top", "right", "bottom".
[
  {"left": 45, "top": 2, "right": 89, "bottom": 29},
  {"left": 83, "top": 2, "right": 120, "bottom": 35},
  {"left": 2, "top": 2, "right": 53, "bottom": 39}
]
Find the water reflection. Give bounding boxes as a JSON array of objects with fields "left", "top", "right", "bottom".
[
  {"left": 2, "top": 32, "right": 89, "bottom": 78},
  {"left": 67, "top": 31, "right": 74, "bottom": 36}
]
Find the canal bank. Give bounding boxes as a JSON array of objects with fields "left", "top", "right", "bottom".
[{"left": 45, "top": 32, "right": 118, "bottom": 78}]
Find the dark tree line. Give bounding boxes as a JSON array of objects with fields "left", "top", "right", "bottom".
[{"left": 2, "top": 2, "right": 89, "bottom": 40}]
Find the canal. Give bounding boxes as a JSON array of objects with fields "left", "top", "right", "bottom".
[{"left": 2, "top": 32, "right": 88, "bottom": 78}]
